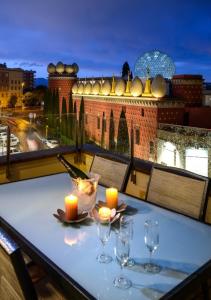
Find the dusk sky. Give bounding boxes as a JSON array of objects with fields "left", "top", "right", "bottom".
[{"left": 0, "top": 0, "right": 211, "bottom": 80}]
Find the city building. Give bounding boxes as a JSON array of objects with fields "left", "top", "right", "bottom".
[
  {"left": 23, "top": 70, "right": 36, "bottom": 90},
  {"left": 0, "top": 63, "right": 36, "bottom": 108}
]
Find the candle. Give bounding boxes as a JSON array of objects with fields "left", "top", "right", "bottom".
[
  {"left": 106, "top": 187, "right": 118, "bottom": 209},
  {"left": 98, "top": 207, "right": 111, "bottom": 221},
  {"left": 65, "top": 194, "right": 78, "bottom": 221}
]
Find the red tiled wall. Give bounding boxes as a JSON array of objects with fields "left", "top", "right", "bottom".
[
  {"left": 186, "top": 107, "right": 211, "bottom": 129},
  {"left": 73, "top": 96, "right": 158, "bottom": 160},
  {"left": 157, "top": 108, "right": 184, "bottom": 125},
  {"left": 48, "top": 77, "right": 76, "bottom": 113},
  {"left": 172, "top": 75, "right": 203, "bottom": 107}
]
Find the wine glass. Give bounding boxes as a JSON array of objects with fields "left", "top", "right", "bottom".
[
  {"left": 120, "top": 216, "right": 134, "bottom": 266},
  {"left": 97, "top": 221, "right": 112, "bottom": 263},
  {"left": 144, "top": 220, "right": 161, "bottom": 273},
  {"left": 113, "top": 233, "right": 132, "bottom": 289}
]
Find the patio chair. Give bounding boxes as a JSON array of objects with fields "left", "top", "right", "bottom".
[
  {"left": 90, "top": 153, "right": 130, "bottom": 192},
  {"left": 0, "top": 227, "right": 66, "bottom": 300},
  {"left": 146, "top": 165, "right": 209, "bottom": 220}
]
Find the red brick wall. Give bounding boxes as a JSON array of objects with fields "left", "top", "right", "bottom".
[
  {"left": 158, "top": 108, "right": 184, "bottom": 125},
  {"left": 73, "top": 96, "right": 158, "bottom": 160},
  {"left": 186, "top": 107, "right": 211, "bottom": 129},
  {"left": 172, "top": 75, "right": 203, "bottom": 107},
  {"left": 48, "top": 76, "right": 76, "bottom": 113}
]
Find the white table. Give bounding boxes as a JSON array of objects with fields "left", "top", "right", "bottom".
[{"left": 1, "top": 173, "right": 211, "bottom": 300}]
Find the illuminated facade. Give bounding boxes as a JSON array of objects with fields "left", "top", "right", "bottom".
[
  {"left": 48, "top": 62, "right": 78, "bottom": 112},
  {"left": 0, "top": 63, "right": 35, "bottom": 107},
  {"left": 47, "top": 59, "right": 211, "bottom": 163}
]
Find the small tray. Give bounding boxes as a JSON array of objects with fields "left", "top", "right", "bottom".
[
  {"left": 53, "top": 209, "right": 88, "bottom": 224},
  {"left": 96, "top": 200, "right": 127, "bottom": 213},
  {"left": 90, "top": 207, "right": 121, "bottom": 225}
]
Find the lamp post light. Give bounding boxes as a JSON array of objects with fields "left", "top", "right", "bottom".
[
  {"left": 45, "top": 125, "right": 49, "bottom": 139},
  {"left": 21, "top": 82, "right": 25, "bottom": 110}
]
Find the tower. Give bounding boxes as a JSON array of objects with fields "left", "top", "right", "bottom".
[{"left": 48, "top": 62, "right": 79, "bottom": 113}]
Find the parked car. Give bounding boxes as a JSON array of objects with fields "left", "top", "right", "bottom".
[
  {"left": 0, "top": 125, "right": 7, "bottom": 131},
  {"left": 0, "top": 132, "right": 7, "bottom": 138},
  {"left": 10, "top": 147, "right": 21, "bottom": 155},
  {"left": 0, "top": 136, "right": 19, "bottom": 147},
  {"left": 10, "top": 137, "right": 19, "bottom": 146},
  {"left": 0, "top": 147, "right": 21, "bottom": 156},
  {"left": 46, "top": 139, "right": 59, "bottom": 148}
]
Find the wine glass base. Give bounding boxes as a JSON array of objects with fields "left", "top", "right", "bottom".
[
  {"left": 143, "top": 262, "right": 161, "bottom": 274},
  {"left": 127, "top": 258, "right": 135, "bottom": 267},
  {"left": 97, "top": 253, "right": 112, "bottom": 264},
  {"left": 113, "top": 275, "right": 132, "bottom": 289}
]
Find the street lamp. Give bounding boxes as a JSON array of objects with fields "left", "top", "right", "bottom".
[
  {"left": 21, "top": 82, "right": 25, "bottom": 110},
  {"left": 45, "top": 125, "right": 49, "bottom": 139}
]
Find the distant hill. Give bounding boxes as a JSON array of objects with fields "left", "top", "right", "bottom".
[{"left": 35, "top": 78, "right": 48, "bottom": 87}]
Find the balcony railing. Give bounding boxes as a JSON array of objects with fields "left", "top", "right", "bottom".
[{"left": 0, "top": 113, "right": 210, "bottom": 178}]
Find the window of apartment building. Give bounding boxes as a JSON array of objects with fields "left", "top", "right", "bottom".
[
  {"left": 141, "top": 108, "right": 145, "bottom": 117},
  {"left": 97, "top": 115, "right": 100, "bottom": 129},
  {"left": 149, "top": 141, "right": 154, "bottom": 154},
  {"left": 85, "top": 113, "right": 88, "bottom": 124},
  {"left": 135, "top": 128, "right": 140, "bottom": 145},
  {"left": 15, "top": 80, "right": 17, "bottom": 84},
  {"left": 11, "top": 80, "right": 13, "bottom": 83}
]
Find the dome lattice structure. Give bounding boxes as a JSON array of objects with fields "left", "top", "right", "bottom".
[{"left": 134, "top": 50, "right": 175, "bottom": 79}]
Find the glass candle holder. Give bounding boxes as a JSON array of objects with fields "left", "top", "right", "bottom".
[{"left": 72, "top": 172, "right": 100, "bottom": 213}]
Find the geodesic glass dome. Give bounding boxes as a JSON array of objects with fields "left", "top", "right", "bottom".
[{"left": 134, "top": 50, "right": 175, "bottom": 79}]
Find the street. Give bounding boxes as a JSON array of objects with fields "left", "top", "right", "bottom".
[{"left": 0, "top": 114, "right": 47, "bottom": 153}]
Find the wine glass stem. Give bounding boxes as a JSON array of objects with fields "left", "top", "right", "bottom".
[
  {"left": 101, "top": 242, "right": 105, "bottom": 256},
  {"left": 149, "top": 250, "right": 152, "bottom": 265}
]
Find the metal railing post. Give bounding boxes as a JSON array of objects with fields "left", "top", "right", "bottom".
[{"left": 6, "top": 125, "right": 11, "bottom": 179}]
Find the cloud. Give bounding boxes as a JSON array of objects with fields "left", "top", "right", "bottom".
[
  {"left": 18, "top": 62, "right": 44, "bottom": 68},
  {"left": 0, "top": 0, "right": 210, "bottom": 80}
]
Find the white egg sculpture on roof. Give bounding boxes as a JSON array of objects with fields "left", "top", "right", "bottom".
[
  {"left": 84, "top": 82, "right": 92, "bottom": 95},
  {"left": 56, "top": 62, "right": 65, "bottom": 74},
  {"left": 72, "top": 82, "right": 78, "bottom": 94},
  {"left": 115, "top": 79, "right": 125, "bottom": 96},
  {"left": 151, "top": 74, "right": 167, "bottom": 98},
  {"left": 47, "top": 63, "right": 56, "bottom": 74},
  {"left": 66, "top": 64, "right": 74, "bottom": 74},
  {"left": 72, "top": 63, "right": 79, "bottom": 74},
  {"left": 78, "top": 82, "right": 84, "bottom": 94},
  {"left": 92, "top": 81, "right": 100, "bottom": 95},
  {"left": 130, "top": 76, "right": 143, "bottom": 97},
  {"left": 101, "top": 80, "right": 111, "bottom": 96}
]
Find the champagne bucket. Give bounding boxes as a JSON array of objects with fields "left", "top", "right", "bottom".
[{"left": 72, "top": 173, "right": 100, "bottom": 213}]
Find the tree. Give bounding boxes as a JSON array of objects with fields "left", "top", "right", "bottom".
[
  {"left": 73, "top": 101, "right": 78, "bottom": 149},
  {"left": 116, "top": 108, "right": 129, "bottom": 155},
  {"left": 61, "top": 97, "right": 67, "bottom": 139},
  {"left": 68, "top": 93, "right": 74, "bottom": 140},
  {"left": 109, "top": 109, "right": 115, "bottom": 151},
  {"left": 101, "top": 112, "right": 106, "bottom": 148},
  {"left": 122, "top": 61, "right": 130, "bottom": 79},
  {"left": 8, "top": 95, "right": 17, "bottom": 108},
  {"left": 79, "top": 97, "right": 85, "bottom": 148}
]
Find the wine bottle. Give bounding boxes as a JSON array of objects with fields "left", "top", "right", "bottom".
[{"left": 57, "top": 154, "right": 89, "bottom": 179}]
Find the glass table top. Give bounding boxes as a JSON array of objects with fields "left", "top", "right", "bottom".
[{"left": 1, "top": 173, "right": 211, "bottom": 300}]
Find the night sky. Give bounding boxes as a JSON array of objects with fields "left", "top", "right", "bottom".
[{"left": 0, "top": 0, "right": 211, "bottom": 81}]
